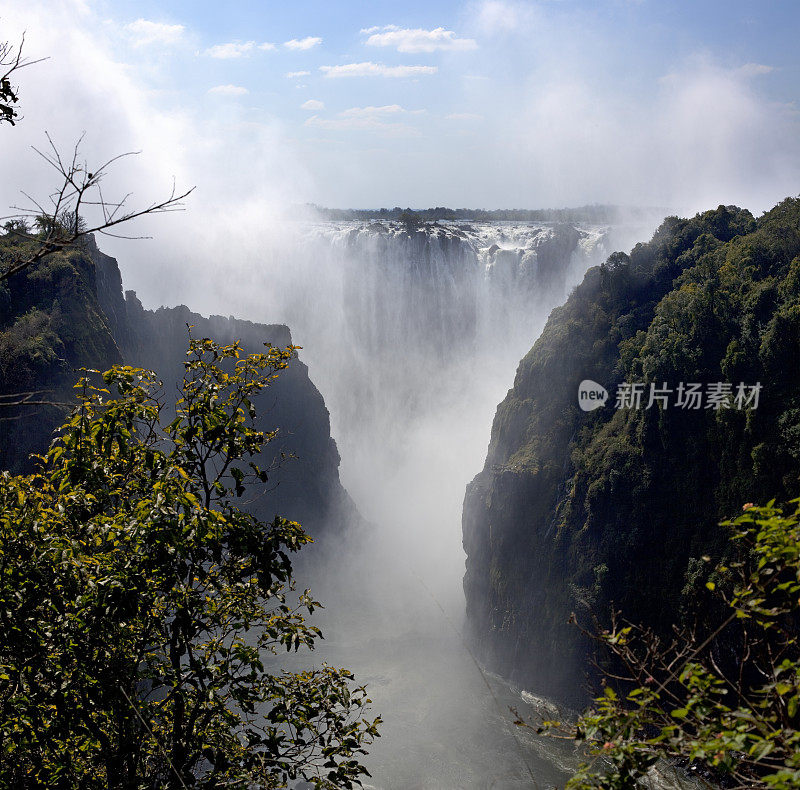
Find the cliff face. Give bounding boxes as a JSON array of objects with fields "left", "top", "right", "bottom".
[
  {"left": 463, "top": 199, "right": 800, "bottom": 705},
  {"left": 119, "top": 293, "right": 357, "bottom": 535},
  {"left": 0, "top": 234, "right": 356, "bottom": 538},
  {"left": 0, "top": 239, "right": 122, "bottom": 472}
]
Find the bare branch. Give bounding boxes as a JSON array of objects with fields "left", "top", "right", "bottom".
[
  {"left": 0, "top": 388, "right": 73, "bottom": 414},
  {"left": 0, "top": 135, "right": 194, "bottom": 283},
  {"left": 0, "top": 32, "right": 47, "bottom": 125}
]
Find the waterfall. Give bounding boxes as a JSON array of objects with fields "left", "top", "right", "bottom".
[
  {"left": 230, "top": 216, "right": 655, "bottom": 787},
  {"left": 272, "top": 220, "right": 615, "bottom": 455}
]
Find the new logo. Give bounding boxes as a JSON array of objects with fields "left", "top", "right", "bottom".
[{"left": 578, "top": 379, "right": 608, "bottom": 411}]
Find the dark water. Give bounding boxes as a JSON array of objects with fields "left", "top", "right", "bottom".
[
  {"left": 284, "top": 542, "right": 578, "bottom": 790},
  {"left": 326, "top": 635, "right": 573, "bottom": 789}
]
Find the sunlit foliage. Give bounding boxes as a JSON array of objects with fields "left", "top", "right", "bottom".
[
  {"left": 0, "top": 336, "right": 379, "bottom": 789},
  {"left": 541, "top": 500, "right": 800, "bottom": 789}
]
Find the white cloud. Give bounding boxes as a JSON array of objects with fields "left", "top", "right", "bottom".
[
  {"left": 737, "top": 62, "right": 774, "bottom": 77},
  {"left": 341, "top": 104, "right": 424, "bottom": 117},
  {"left": 207, "top": 84, "right": 249, "bottom": 96},
  {"left": 259, "top": 42, "right": 277, "bottom": 51},
  {"left": 363, "top": 26, "right": 477, "bottom": 53},
  {"left": 304, "top": 104, "right": 424, "bottom": 136},
  {"left": 284, "top": 36, "right": 322, "bottom": 50},
  {"left": 473, "top": 1, "right": 537, "bottom": 35},
  {"left": 286, "top": 70, "right": 311, "bottom": 78},
  {"left": 446, "top": 112, "right": 484, "bottom": 120},
  {"left": 205, "top": 41, "right": 255, "bottom": 59},
  {"left": 320, "top": 62, "right": 438, "bottom": 78},
  {"left": 304, "top": 114, "right": 421, "bottom": 136},
  {"left": 301, "top": 99, "right": 324, "bottom": 110},
  {"left": 124, "top": 18, "right": 185, "bottom": 47}
]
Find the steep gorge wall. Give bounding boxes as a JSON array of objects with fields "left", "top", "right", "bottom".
[
  {"left": 118, "top": 293, "right": 357, "bottom": 534},
  {"left": 0, "top": 234, "right": 356, "bottom": 538},
  {"left": 463, "top": 200, "right": 800, "bottom": 705}
]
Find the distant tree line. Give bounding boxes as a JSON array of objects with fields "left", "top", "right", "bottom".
[{"left": 304, "top": 203, "right": 667, "bottom": 224}]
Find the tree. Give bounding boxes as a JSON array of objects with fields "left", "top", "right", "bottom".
[
  {"left": 398, "top": 210, "right": 421, "bottom": 227},
  {"left": 0, "top": 334, "right": 380, "bottom": 789},
  {"left": 0, "top": 133, "right": 193, "bottom": 284},
  {"left": 532, "top": 499, "right": 800, "bottom": 789},
  {"left": 0, "top": 31, "right": 192, "bottom": 286},
  {"left": 0, "top": 33, "right": 44, "bottom": 126}
]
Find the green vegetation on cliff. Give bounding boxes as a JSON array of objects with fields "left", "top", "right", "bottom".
[
  {"left": 538, "top": 499, "right": 800, "bottom": 789},
  {"left": 0, "top": 231, "right": 121, "bottom": 472},
  {"left": 463, "top": 198, "right": 800, "bottom": 705}
]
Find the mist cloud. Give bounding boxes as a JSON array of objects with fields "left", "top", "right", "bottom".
[
  {"left": 458, "top": 1, "right": 800, "bottom": 214},
  {"left": 1, "top": 0, "right": 799, "bottom": 312},
  {"left": 0, "top": 0, "right": 312, "bottom": 313}
]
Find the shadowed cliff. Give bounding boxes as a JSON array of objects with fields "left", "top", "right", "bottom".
[
  {"left": 463, "top": 198, "right": 800, "bottom": 706},
  {"left": 0, "top": 233, "right": 358, "bottom": 539}
]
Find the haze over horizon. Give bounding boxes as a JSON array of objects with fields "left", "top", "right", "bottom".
[{"left": 2, "top": 0, "right": 799, "bottom": 309}]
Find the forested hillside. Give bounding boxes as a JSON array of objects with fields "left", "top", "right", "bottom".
[{"left": 463, "top": 198, "right": 800, "bottom": 705}]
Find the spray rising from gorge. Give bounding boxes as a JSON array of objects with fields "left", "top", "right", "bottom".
[{"left": 212, "top": 214, "right": 661, "bottom": 786}]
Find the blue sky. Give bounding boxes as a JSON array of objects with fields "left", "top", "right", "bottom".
[
  {"left": 2, "top": 1, "right": 800, "bottom": 222},
  {"left": 95, "top": 0, "right": 800, "bottom": 115},
  {"left": 2, "top": 0, "right": 799, "bottom": 309},
  {"left": 94, "top": 2, "right": 798, "bottom": 123}
]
